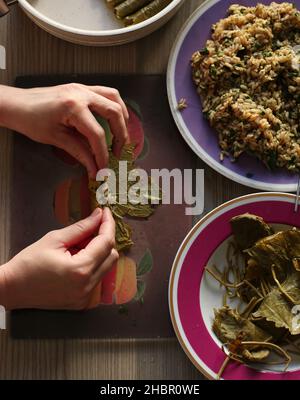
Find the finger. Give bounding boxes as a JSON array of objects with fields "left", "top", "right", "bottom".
[
  {"left": 89, "top": 249, "right": 119, "bottom": 292},
  {"left": 56, "top": 208, "right": 102, "bottom": 248},
  {"left": 85, "top": 282, "right": 102, "bottom": 310},
  {"left": 84, "top": 252, "right": 118, "bottom": 310},
  {"left": 79, "top": 208, "right": 116, "bottom": 263},
  {"left": 55, "top": 130, "right": 97, "bottom": 178},
  {"left": 98, "top": 207, "right": 115, "bottom": 238},
  {"left": 87, "top": 85, "right": 129, "bottom": 121},
  {"left": 89, "top": 94, "right": 129, "bottom": 159},
  {"left": 69, "top": 108, "right": 109, "bottom": 170}
]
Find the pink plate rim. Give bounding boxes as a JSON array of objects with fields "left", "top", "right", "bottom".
[{"left": 169, "top": 192, "right": 300, "bottom": 380}]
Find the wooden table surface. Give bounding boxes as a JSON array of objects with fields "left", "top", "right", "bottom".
[{"left": 0, "top": 0, "right": 253, "bottom": 380}]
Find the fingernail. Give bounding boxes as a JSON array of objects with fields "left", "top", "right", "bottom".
[{"left": 103, "top": 207, "right": 112, "bottom": 216}]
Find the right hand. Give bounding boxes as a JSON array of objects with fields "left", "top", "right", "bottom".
[{"left": 0, "top": 208, "right": 118, "bottom": 310}]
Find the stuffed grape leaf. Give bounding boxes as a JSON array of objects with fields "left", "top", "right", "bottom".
[
  {"left": 246, "top": 229, "right": 300, "bottom": 274},
  {"left": 231, "top": 213, "right": 274, "bottom": 250},
  {"left": 89, "top": 144, "right": 160, "bottom": 251},
  {"left": 213, "top": 306, "right": 271, "bottom": 343}
]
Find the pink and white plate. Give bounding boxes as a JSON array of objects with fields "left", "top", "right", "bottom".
[{"left": 169, "top": 193, "right": 300, "bottom": 380}]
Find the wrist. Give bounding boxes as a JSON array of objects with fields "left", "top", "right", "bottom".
[
  {"left": 0, "top": 263, "right": 10, "bottom": 309},
  {"left": 0, "top": 260, "right": 20, "bottom": 310},
  {"left": 0, "top": 85, "right": 12, "bottom": 128},
  {"left": 0, "top": 85, "right": 24, "bottom": 130}
]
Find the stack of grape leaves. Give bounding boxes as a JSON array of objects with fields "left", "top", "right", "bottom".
[
  {"left": 89, "top": 143, "right": 161, "bottom": 252},
  {"left": 205, "top": 214, "right": 300, "bottom": 378}
]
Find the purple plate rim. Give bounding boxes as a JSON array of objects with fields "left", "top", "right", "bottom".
[{"left": 167, "top": 0, "right": 298, "bottom": 192}]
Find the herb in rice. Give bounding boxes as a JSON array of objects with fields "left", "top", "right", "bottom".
[{"left": 191, "top": 2, "right": 300, "bottom": 171}]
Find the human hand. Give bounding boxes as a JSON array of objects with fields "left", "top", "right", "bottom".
[
  {"left": 0, "top": 208, "right": 118, "bottom": 310},
  {"left": 0, "top": 83, "right": 129, "bottom": 178}
]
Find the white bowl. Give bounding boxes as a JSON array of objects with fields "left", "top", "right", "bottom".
[{"left": 18, "top": 0, "right": 184, "bottom": 46}]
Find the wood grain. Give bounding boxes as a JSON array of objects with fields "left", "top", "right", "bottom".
[{"left": 0, "top": 0, "right": 251, "bottom": 380}]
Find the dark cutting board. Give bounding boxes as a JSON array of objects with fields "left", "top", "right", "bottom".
[{"left": 10, "top": 74, "right": 196, "bottom": 339}]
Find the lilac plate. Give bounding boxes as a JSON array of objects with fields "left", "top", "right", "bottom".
[{"left": 167, "top": 0, "right": 299, "bottom": 192}]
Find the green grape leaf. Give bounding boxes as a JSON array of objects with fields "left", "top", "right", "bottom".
[
  {"left": 134, "top": 280, "right": 146, "bottom": 302},
  {"left": 137, "top": 250, "right": 153, "bottom": 276}
]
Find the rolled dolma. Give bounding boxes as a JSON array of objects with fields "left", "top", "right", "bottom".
[
  {"left": 106, "top": 0, "right": 125, "bottom": 8},
  {"left": 124, "top": 0, "right": 172, "bottom": 26},
  {"left": 115, "top": 0, "right": 152, "bottom": 19}
]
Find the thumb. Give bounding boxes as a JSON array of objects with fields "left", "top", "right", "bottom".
[{"left": 58, "top": 208, "right": 102, "bottom": 248}]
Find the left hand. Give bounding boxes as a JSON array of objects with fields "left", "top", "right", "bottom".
[{"left": 0, "top": 83, "right": 129, "bottom": 178}]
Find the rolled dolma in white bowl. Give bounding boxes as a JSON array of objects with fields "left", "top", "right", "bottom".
[{"left": 17, "top": 0, "right": 184, "bottom": 46}]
